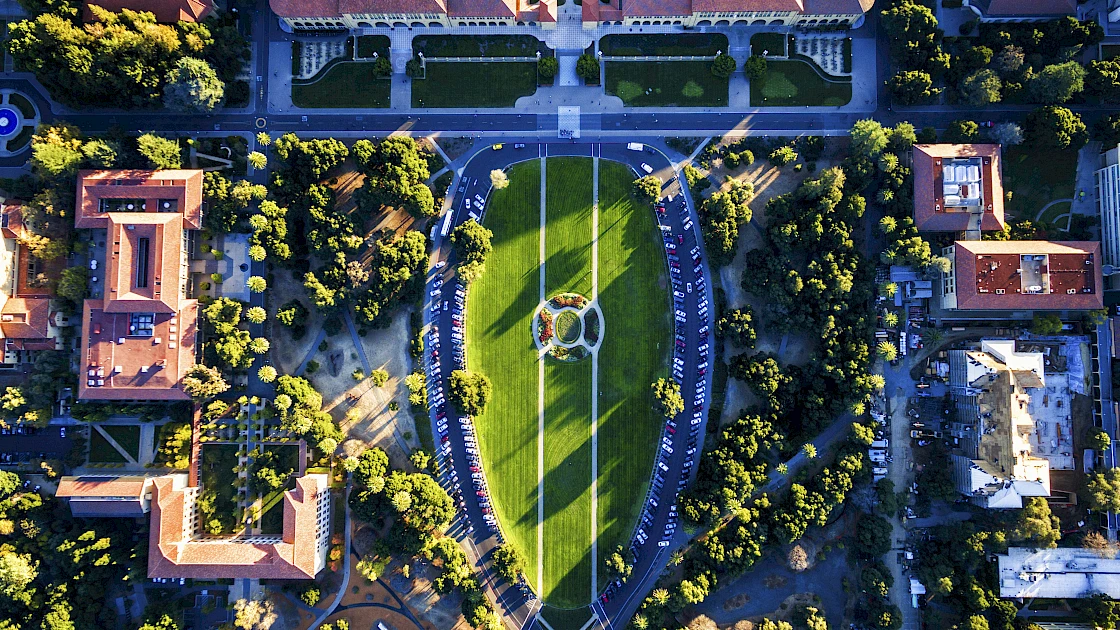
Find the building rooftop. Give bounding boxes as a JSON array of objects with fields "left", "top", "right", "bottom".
[
  {"left": 913, "top": 144, "right": 1005, "bottom": 233},
  {"left": 82, "top": 0, "right": 215, "bottom": 22},
  {"left": 76, "top": 170, "right": 202, "bottom": 401},
  {"left": 271, "top": 0, "right": 871, "bottom": 18},
  {"left": 948, "top": 241, "right": 1104, "bottom": 311},
  {"left": 970, "top": 0, "right": 1076, "bottom": 17},
  {"left": 57, "top": 475, "right": 153, "bottom": 518},
  {"left": 998, "top": 547, "right": 1120, "bottom": 599},
  {"left": 147, "top": 474, "right": 328, "bottom": 579}
]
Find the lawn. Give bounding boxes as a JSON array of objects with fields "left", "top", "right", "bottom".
[
  {"left": 355, "top": 34, "right": 389, "bottom": 59},
  {"left": 255, "top": 444, "right": 300, "bottom": 535},
  {"left": 412, "top": 34, "right": 546, "bottom": 57},
  {"left": 555, "top": 311, "right": 581, "bottom": 343},
  {"left": 599, "top": 33, "right": 727, "bottom": 57},
  {"left": 467, "top": 161, "right": 542, "bottom": 593},
  {"left": 546, "top": 158, "right": 594, "bottom": 297},
  {"left": 749, "top": 59, "right": 852, "bottom": 107},
  {"left": 292, "top": 61, "right": 391, "bottom": 108},
  {"left": 595, "top": 160, "right": 669, "bottom": 583},
  {"left": 540, "top": 606, "right": 593, "bottom": 628},
  {"left": 200, "top": 444, "right": 241, "bottom": 534},
  {"left": 1002, "top": 145, "right": 1078, "bottom": 222},
  {"left": 88, "top": 429, "right": 126, "bottom": 463},
  {"left": 605, "top": 61, "right": 728, "bottom": 107},
  {"left": 412, "top": 62, "right": 538, "bottom": 108},
  {"left": 1038, "top": 200, "right": 1072, "bottom": 230},
  {"left": 542, "top": 360, "right": 593, "bottom": 608},
  {"left": 750, "top": 32, "right": 787, "bottom": 55},
  {"left": 103, "top": 425, "right": 140, "bottom": 460}
]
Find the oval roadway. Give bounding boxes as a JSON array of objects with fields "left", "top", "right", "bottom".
[{"left": 424, "top": 141, "right": 715, "bottom": 630}]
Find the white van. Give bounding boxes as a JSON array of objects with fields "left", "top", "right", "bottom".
[
  {"left": 871, "top": 439, "right": 889, "bottom": 449},
  {"left": 641, "top": 163, "right": 653, "bottom": 174},
  {"left": 627, "top": 142, "right": 645, "bottom": 151}
]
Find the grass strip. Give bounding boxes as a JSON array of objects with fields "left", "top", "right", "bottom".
[
  {"left": 412, "top": 62, "right": 538, "bottom": 108},
  {"left": 545, "top": 157, "right": 594, "bottom": 297}
]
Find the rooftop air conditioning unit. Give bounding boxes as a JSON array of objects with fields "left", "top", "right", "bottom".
[{"left": 995, "top": 289, "right": 1005, "bottom": 295}]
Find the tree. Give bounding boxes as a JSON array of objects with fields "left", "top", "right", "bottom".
[
  {"left": 249, "top": 338, "right": 269, "bottom": 354},
  {"left": 944, "top": 120, "right": 979, "bottom": 144},
  {"left": 247, "top": 276, "right": 267, "bottom": 293},
  {"left": 353, "top": 136, "right": 435, "bottom": 219},
  {"left": 451, "top": 219, "right": 493, "bottom": 266},
  {"left": 369, "top": 369, "right": 389, "bottom": 387},
  {"left": 1031, "top": 313, "right": 1063, "bottom": 335},
  {"left": 55, "top": 266, "right": 88, "bottom": 306},
  {"left": 853, "top": 513, "right": 893, "bottom": 558},
  {"left": 491, "top": 544, "right": 525, "bottom": 582},
  {"left": 604, "top": 545, "right": 633, "bottom": 581},
  {"left": 995, "top": 45, "right": 1025, "bottom": 75},
  {"left": 887, "top": 70, "right": 938, "bottom": 105},
  {"left": 743, "top": 55, "right": 767, "bottom": 81},
  {"left": 0, "top": 549, "right": 37, "bottom": 605},
  {"left": 181, "top": 364, "right": 230, "bottom": 399},
  {"left": 257, "top": 132, "right": 272, "bottom": 147},
  {"left": 1084, "top": 593, "right": 1120, "bottom": 630},
  {"left": 245, "top": 306, "right": 267, "bottom": 324},
  {"left": 699, "top": 181, "right": 753, "bottom": 267},
  {"left": 632, "top": 175, "right": 662, "bottom": 203},
  {"left": 961, "top": 69, "right": 1001, "bottom": 107},
  {"left": 163, "top": 57, "right": 224, "bottom": 113},
  {"left": 801, "top": 443, "right": 817, "bottom": 460},
  {"left": 247, "top": 151, "right": 267, "bottom": 170},
  {"left": 30, "top": 123, "right": 84, "bottom": 178},
  {"left": 538, "top": 55, "right": 558, "bottom": 80},
  {"left": 1094, "top": 113, "right": 1120, "bottom": 146},
  {"left": 490, "top": 169, "right": 508, "bottom": 190},
  {"left": 788, "top": 545, "right": 808, "bottom": 571},
  {"left": 1025, "top": 106, "right": 1087, "bottom": 149},
  {"left": 851, "top": 119, "right": 889, "bottom": 160},
  {"left": 139, "top": 615, "right": 180, "bottom": 630},
  {"left": 1011, "top": 497, "right": 1061, "bottom": 548},
  {"left": 717, "top": 307, "right": 757, "bottom": 348},
  {"left": 1082, "top": 531, "right": 1119, "bottom": 559},
  {"left": 877, "top": 340, "right": 898, "bottom": 362},
  {"left": 576, "top": 54, "right": 599, "bottom": 82},
  {"left": 1029, "top": 61, "right": 1086, "bottom": 104},
  {"left": 711, "top": 53, "right": 736, "bottom": 79},
  {"left": 651, "top": 378, "right": 684, "bottom": 418},
  {"left": 257, "top": 365, "right": 278, "bottom": 383},
  {"left": 232, "top": 596, "right": 277, "bottom": 630},
  {"left": 769, "top": 146, "right": 797, "bottom": 167},
  {"left": 136, "top": 134, "right": 182, "bottom": 169},
  {"left": 448, "top": 370, "right": 492, "bottom": 416},
  {"left": 1085, "top": 468, "right": 1120, "bottom": 513},
  {"left": 1087, "top": 59, "right": 1120, "bottom": 103},
  {"left": 991, "top": 122, "right": 1023, "bottom": 147}
]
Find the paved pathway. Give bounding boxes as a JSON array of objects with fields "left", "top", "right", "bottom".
[
  {"left": 536, "top": 148, "right": 547, "bottom": 595},
  {"left": 310, "top": 485, "right": 353, "bottom": 630},
  {"left": 1035, "top": 198, "right": 1075, "bottom": 223},
  {"left": 588, "top": 153, "right": 600, "bottom": 604},
  {"left": 293, "top": 325, "right": 328, "bottom": 376},
  {"left": 343, "top": 310, "right": 372, "bottom": 375}
]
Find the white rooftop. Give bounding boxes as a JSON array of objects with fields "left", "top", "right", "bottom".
[{"left": 998, "top": 547, "right": 1120, "bottom": 599}]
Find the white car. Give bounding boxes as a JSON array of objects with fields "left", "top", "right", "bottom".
[
  {"left": 686, "top": 283, "right": 692, "bottom": 293},
  {"left": 658, "top": 540, "right": 670, "bottom": 548},
  {"left": 640, "top": 163, "right": 653, "bottom": 174}
]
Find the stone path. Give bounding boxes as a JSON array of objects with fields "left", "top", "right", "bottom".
[
  {"left": 589, "top": 153, "right": 600, "bottom": 603},
  {"left": 343, "top": 310, "right": 372, "bottom": 375},
  {"left": 294, "top": 325, "right": 328, "bottom": 376},
  {"left": 537, "top": 149, "right": 548, "bottom": 594}
]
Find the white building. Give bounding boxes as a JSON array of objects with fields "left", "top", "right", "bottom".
[
  {"left": 1095, "top": 145, "right": 1120, "bottom": 271},
  {"left": 998, "top": 547, "right": 1120, "bottom": 599}
]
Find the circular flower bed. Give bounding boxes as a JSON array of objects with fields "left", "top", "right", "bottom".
[{"left": 555, "top": 311, "right": 582, "bottom": 344}]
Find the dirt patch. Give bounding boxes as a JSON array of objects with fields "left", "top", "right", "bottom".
[
  {"left": 270, "top": 271, "right": 326, "bottom": 375},
  {"left": 763, "top": 575, "right": 788, "bottom": 589},
  {"left": 327, "top": 159, "right": 417, "bottom": 242},
  {"left": 433, "top": 136, "right": 475, "bottom": 161},
  {"left": 723, "top": 593, "right": 751, "bottom": 611}
]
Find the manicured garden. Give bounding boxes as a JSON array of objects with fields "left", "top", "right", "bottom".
[
  {"left": 605, "top": 61, "right": 729, "bottom": 107},
  {"left": 292, "top": 61, "right": 391, "bottom": 108},
  {"left": 88, "top": 429, "right": 127, "bottom": 463},
  {"left": 466, "top": 161, "right": 543, "bottom": 593},
  {"left": 412, "top": 62, "right": 538, "bottom": 108},
  {"left": 749, "top": 59, "right": 852, "bottom": 107},
  {"left": 355, "top": 34, "right": 389, "bottom": 59},
  {"left": 599, "top": 33, "right": 727, "bottom": 57},
  {"left": 200, "top": 444, "right": 241, "bottom": 534},
  {"left": 555, "top": 311, "right": 581, "bottom": 343},
  {"left": 546, "top": 158, "right": 595, "bottom": 297},
  {"left": 254, "top": 444, "right": 301, "bottom": 535},
  {"left": 750, "top": 31, "right": 787, "bottom": 55},
  {"left": 412, "top": 34, "right": 547, "bottom": 57}
]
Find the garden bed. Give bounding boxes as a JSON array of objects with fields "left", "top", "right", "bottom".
[
  {"left": 1002, "top": 145, "right": 1077, "bottom": 221},
  {"left": 750, "top": 32, "right": 787, "bottom": 55},
  {"left": 103, "top": 425, "right": 140, "bottom": 460},
  {"left": 200, "top": 444, "right": 241, "bottom": 534},
  {"left": 749, "top": 59, "right": 851, "bottom": 107},
  {"left": 412, "top": 34, "right": 546, "bottom": 57},
  {"left": 292, "top": 61, "right": 391, "bottom": 108},
  {"left": 88, "top": 430, "right": 127, "bottom": 463},
  {"left": 555, "top": 311, "right": 582, "bottom": 343},
  {"left": 599, "top": 33, "right": 727, "bottom": 57},
  {"left": 355, "top": 34, "right": 389, "bottom": 59},
  {"left": 412, "top": 62, "right": 537, "bottom": 108},
  {"left": 605, "top": 61, "right": 728, "bottom": 107}
]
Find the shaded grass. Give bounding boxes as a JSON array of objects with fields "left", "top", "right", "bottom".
[
  {"left": 412, "top": 34, "right": 546, "bottom": 57},
  {"left": 750, "top": 32, "right": 787, "bottom": 55},
  {"left": 542, "top": 360, "right": 593, "bottom": 607},
  {"left": 595, "top": 160, "right": 670, "bottom": 585},
  {"left": 200, "top": 444, "right": 241, "bottom": 534},
  {"left": 749, "top": 59, "right": 852, "bottom": 107},
  {"left": 546, "top": 157, "right": 594, "bottom": 297},
  {"left": 467, "top": 161, "right": 542, "bottom": 592},
  {"left": 1002, "top": 146, "right": 1077, "bottom": 222},
  {"left": 540, "top": 605, "right": 593, "bottom": 628},
  {"left": 88, "top": 429, "right": 126, "bottom": 463},
  {"left": 292, "top": 61, "right": 391, "bottom": 108},
  {"left": 600, "top": 33, "right": 727, "bottom": 56},
  {"left": 356, "top": 34, "right": 389, "bottom": 59},
  {"left": 102, "top": 425, "right": 140, "bottom": 460},
  {"left": 605, "top": 61, "right": 729, "bottom": 107},
  {"left": 555, "top": 311, "right": 582, "bottom": 343},
  {"left": 412, "top": 62, "right": 537, "bottom": 108},
  {"left": 1039, "top": 200, "right": 1072, "bottom": 230}
]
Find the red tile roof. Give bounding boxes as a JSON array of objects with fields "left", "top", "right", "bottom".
[
  {"left": 57, "top": 475, "right": 149, "bottom": 498},
  {"left": 1, "top": 203, "right": 23, "bottom": 240},
  {"left": 340, "top": 0, "right": 448, "bottom": 13},
  {"left": 692, "top": 0, "right": 802, "bottom": 10},
  {"left": 913, "top": 144, "right": 1005, "bottom": 233},
  {"left": 76, "top": 170, "right": 202, "bottom": 231},
  {"left": 621, "top": 0, "right": 692, "bottom": 17},
  {"left": 83, "top": 0, "right": 215, "bottom": 22},
  {"left": 950, "top": 241, "right": 1104, "bottom": 311},
  {"left": 447, "top": 0, "right": 517, "bottom": 17},
  {"left": 1, "top": 298, "right": 51, "bottom": 341},
  {"left": 147, "top": 475, "right": 328, "bottom": 580},
  {"left": 803, "top": 0, "right": 873, "bottom": 12}
]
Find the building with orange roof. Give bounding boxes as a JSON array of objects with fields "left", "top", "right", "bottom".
[
  {"left": 963, "top": 0, "right": 1076, "bottom": 22},
  {"left": 75, "top": 170, "right": 203, "bottom": 401},
  {"left": 912, "top": 144, "right": 1006, "bottom": 236},
  {"left": 939, "top": 241, "right": 1104, "bottom": 313},
  {"left": 82, "top": 0, "right": 216, "bottom": 23},
  {"left": 270, "top": 0, "right": 872, "bottom": 31},
  {"left": 0, "top": 201, "right": 69, "bottom": 364},
  {"left": 147, "top": 473, "right": 331, "bottom": 580},
  {"left": 56, "top": 475, "right": 157, "bottom": 518}
]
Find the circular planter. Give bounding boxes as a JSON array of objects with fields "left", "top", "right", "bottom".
[{"left": 532, "top": 292, "right": 602, "bottom": 362}]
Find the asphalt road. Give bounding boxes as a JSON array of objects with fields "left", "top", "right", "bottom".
[{"left": 422, "top": 141, "right": 715, "bottom": 630}]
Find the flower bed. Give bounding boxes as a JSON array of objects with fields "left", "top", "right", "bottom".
[
  {"left": 584, "top": 309, "right": 600, "bottom": 344},
  {"left": 538, "top": 309, "right": 554, "bottom": 344},
  {"left": 549, "top": 293, "right": 587, "bottom": 309}
]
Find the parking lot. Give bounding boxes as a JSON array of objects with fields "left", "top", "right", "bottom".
[{"left": 0, "top": 425, "right": 72, "bottom": 465}]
